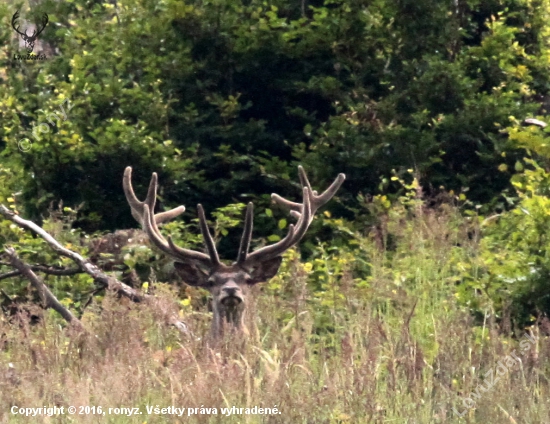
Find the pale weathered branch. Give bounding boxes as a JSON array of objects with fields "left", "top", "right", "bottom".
[
  {"left": 0, "top": 205, "right": 144, "bottom": 301},
  {"left": 0, "top": 265, "right": 82, "bottom": 282},
  {"left": 4, "top": 247, "right": 85, "bottom": 330},
  {"left": 0, "top": 205, "right": 191, "bottom": 336}
]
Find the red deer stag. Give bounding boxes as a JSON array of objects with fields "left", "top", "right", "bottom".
[{"left": 123, "top": 166, "right": 345, "bottom": 338}]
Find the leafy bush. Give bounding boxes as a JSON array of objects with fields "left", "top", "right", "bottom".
[{"left": 1, "top": 0, "right": 549, "bottom": 231}]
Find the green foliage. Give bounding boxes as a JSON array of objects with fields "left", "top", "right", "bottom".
[
  {"left": 0, "top": 0, "right": 549, "bottom": 231},
  {"left": 3, "top": 156, "right": 550, "bottom": 422},
  {"left": 477, "top": 147, "right": 550, "bottom": 328}
]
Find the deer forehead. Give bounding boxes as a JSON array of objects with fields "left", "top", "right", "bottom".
[{"left": 210, "top": 270, "right": 250, "bottom": 282}]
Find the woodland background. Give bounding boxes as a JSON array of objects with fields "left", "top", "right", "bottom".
[{"left": 1, "top": 0, "right": 550, "bottom": 422}]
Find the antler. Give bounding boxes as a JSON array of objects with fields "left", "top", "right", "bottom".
[
  {"left": 271, "top": 166, "right": 346, "bottom": 225},
  {"left": 11, "top": 11, "right": 26, "bottom": 37},
  {"left": 123, "top": 167, "right": 185, "bottom": 226},
  {"left": 34, "top": 13, "right": 49, "bottom": 38},
  {"left": 124, "top": 166, "right": 344, "bottom": 269},
  {"left": 123, "top": 167, "right": 217, "bottom": 267},
  {"left": 239, "top": 166, "right": 345, "bottom": 266}
]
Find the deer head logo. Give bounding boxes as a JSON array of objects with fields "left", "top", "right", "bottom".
[{"left": 11, "top": 10, "right": 49, "bottom": 53}]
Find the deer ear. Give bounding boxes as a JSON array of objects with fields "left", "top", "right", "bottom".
[
  {"left": 248, "top": 256, "right": 283, "bottom": 285},
  {"left": 174, "top": 262, "right": 209, "bottom": 287}
]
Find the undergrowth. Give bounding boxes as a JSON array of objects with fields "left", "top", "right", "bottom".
[{"left": 1, "top": 200, "right": 549, "bottom": 423}]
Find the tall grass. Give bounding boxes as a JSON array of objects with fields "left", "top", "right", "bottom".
[{"left": 1, "top": 202, "right": 549, "bottom": 423}]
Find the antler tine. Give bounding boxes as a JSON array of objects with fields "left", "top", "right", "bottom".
[
  {"left": 313, "top": 171, "right": 346, "bottom": 205},
  {"left": 154, "top": 208, "right": 187, "bottom": 224},
  {"left": 298, "top": 166, "right": 313, "bottom": 194},
  {"left": 142, "top": 203, "right": 174, "bottom": 255},
  {"left": 124, "top": 166, "right": 213, "bottom": 266},
  {"left": 11, "top": 11, "right": 24, "bottom": 36},
  {"left": 243, "top": 167, "right": 345, "bottom": 266},
  {"left": 271, "top": 194, "right": 302, "bottom": 223},
  {"left": 197, "top": 204, "right": 221, "bottom": 266},
  {"left": 284, "top": 186, "right": 312, "bottom": 244},
  {"left": 236, "top": 203, "right": 254, "bottom": 264},
  {"left": 123, "top": 166, "right": 185, "bottom": 226},
  {"left": 244, "top": 224, "right": 296, "bottom": 265},
  {"left": 244, "top": 187, "right": 312, "bottom": 265},
  {"left": 165, "top": 236, "right": 212, "bottom": 266},
  {"left": 33, "top": 13, "right": 48, "bottom": 37},
  {"left": 272, "top": 166, "right": 346, "bottom": 222},
  {"left": 142, "top": 204, "right": 212, "bottom": 266},
  {"left": 38, "top": 13, "right": 49, "bottom": 34},
  {"left": 123, "top": 166, "right": 150, "bottom": 225}
]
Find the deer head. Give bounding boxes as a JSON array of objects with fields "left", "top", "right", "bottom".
[
  {"left": 12, "top": 10, "right": 48, "bottom": 53},
  {"left": 123, "top": 166, "right": 345, "bottom": 338}
]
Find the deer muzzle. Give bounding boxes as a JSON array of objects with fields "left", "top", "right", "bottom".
[{"left": 220, "top": 283, "right": 244, "bottom": 308}]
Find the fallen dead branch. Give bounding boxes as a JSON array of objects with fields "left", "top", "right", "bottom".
[
  {"left": 4, "top": 247, "right": 85, "bottom": 331},
  {"left": 0, "top": 205, "right": 190, "bottom": 336},
  {"left": 0, "top": 265, "right": 82, "bottom": 281}
]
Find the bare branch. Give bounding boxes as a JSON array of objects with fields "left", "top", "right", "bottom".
[
  {"left": 0, "top": 205, "right": 141, "bottom": 300},
  {"left": 0, "top": 205, "right": 191, "bottom": 337},
  {"left": 4, "top": 247, "right": 84, "bottom": 330},
  {"left": 1, "top": 289, "right": 13, "bottom": 302},
  {"left": 0, "top": 270, "right": 21, "bottom": 281},
  {"left": 31, "top": 265, "right": 83, "bottom": 275},
  {"left": 0, "top": 265, "right": 82, "bottom": 282}
]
